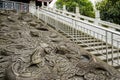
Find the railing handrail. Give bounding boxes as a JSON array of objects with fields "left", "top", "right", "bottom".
[
  {"left": 49, "top": 7, "right": 120, "bottom": 30},
  {"left": 99, "top": 20, "right": 120, "bottom": 30},
  {"left": 54, "top": 8, "right": 95, "bottom": 21},
  {"left": 42, "top": 7, "right": 120, "bottom": 36}
]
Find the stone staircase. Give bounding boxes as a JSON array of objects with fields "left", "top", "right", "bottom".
[
  {"left": 29, "top": 3, "right": 120, "bottom": 71},
  {"left": 58, "top": 28, "right": 120, "bottom": 71}
]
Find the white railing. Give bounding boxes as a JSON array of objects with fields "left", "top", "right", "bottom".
[
  {"left": 30, "top": 6, "right": 120, "bottom": 67},
  {"left": 0, "top": 1, "right": 29, "bottom": 12},
  {"left": 48, "top": 7, "right": 120, "bottom": 31}
]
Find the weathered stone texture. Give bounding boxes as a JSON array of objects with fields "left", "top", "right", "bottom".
[{"left": 0, "top": 10, "right": 119, "bottom": 80}]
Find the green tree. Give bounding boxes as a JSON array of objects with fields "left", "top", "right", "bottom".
[
  {"left": 96, "top": 0, "right": 120, "bottom": 24},
  {"left": 56, "top": 0, "right": 95, "bottom": 18}
]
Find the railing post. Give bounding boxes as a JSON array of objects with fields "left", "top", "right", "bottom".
[
  {"left": 76, "top": 6, "right": 80, "bottom": 18},
  {"left": 63, "top": 5, "right": 66, "bottom": 15},
  {"left": 72, "top": 19, "right": 76, "bottom": 29},
  {"left": 36, "top": 8, "right": 39, "bottom": 19},
  {"left": 111, "top": 33, "right": 114, "bottom": 65},
  {"left": 105, "top": 31, "right": 108, "bottom": 63},
  {"left": 46, "top": 2, "right": 49, "bottom": 9},
  {"left": 95, "top": 10, "right": 100, "bottom": 25},
  {"left": 47, "top": 2, "right": 49, "bottom": 6},
  {"left": 42, "top": 1, "right": 44, "bottom": 8},
  {"left": 52, "top": 3, "right": 56, "bottom": 12},
  {"left": 53, "top": 2, "right": 56, "bottom": 9}
]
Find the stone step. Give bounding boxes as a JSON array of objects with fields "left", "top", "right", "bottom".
[
  {"left": 60, "top": 32, "right": 95, "bottom": 43},
  {"left": 78, "top": 42, "right": 106, "bottom": 47},
  {"left": 108, "top": 59, "right": 120, "bottom": 68},
  {"left": 74, "top": 39, "right": 98, "bottom": 43},
  {"left": 90, "top": 49, "right": 118, "bottom": 55},
  {"left": 63, "top": 33, "right": 89, "bottom": 37},
  {"left": 62, "top": 30, "right": 82, "bottom": 34},
  {"left": 69, "top": 35, "right": 89, "bottom": 37},
  {"left": 60, "top": 31, "right": 88, "bottom": 36},
  {"left": 98, "top": 53, "right": 120, "bottom": 61},
  {"left": 84, "top": 45, "right": 110, "bottom": 51},
  {"left": 69, "top": 37, "right": 94, "bottom": 40}
]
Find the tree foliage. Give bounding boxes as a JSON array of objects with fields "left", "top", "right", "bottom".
[
  {"left": 56, "top": 0, "right": 95, "bottom": 18},
  {"left": 96, "top": 0, "right": 120, "bottom": 24}
]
